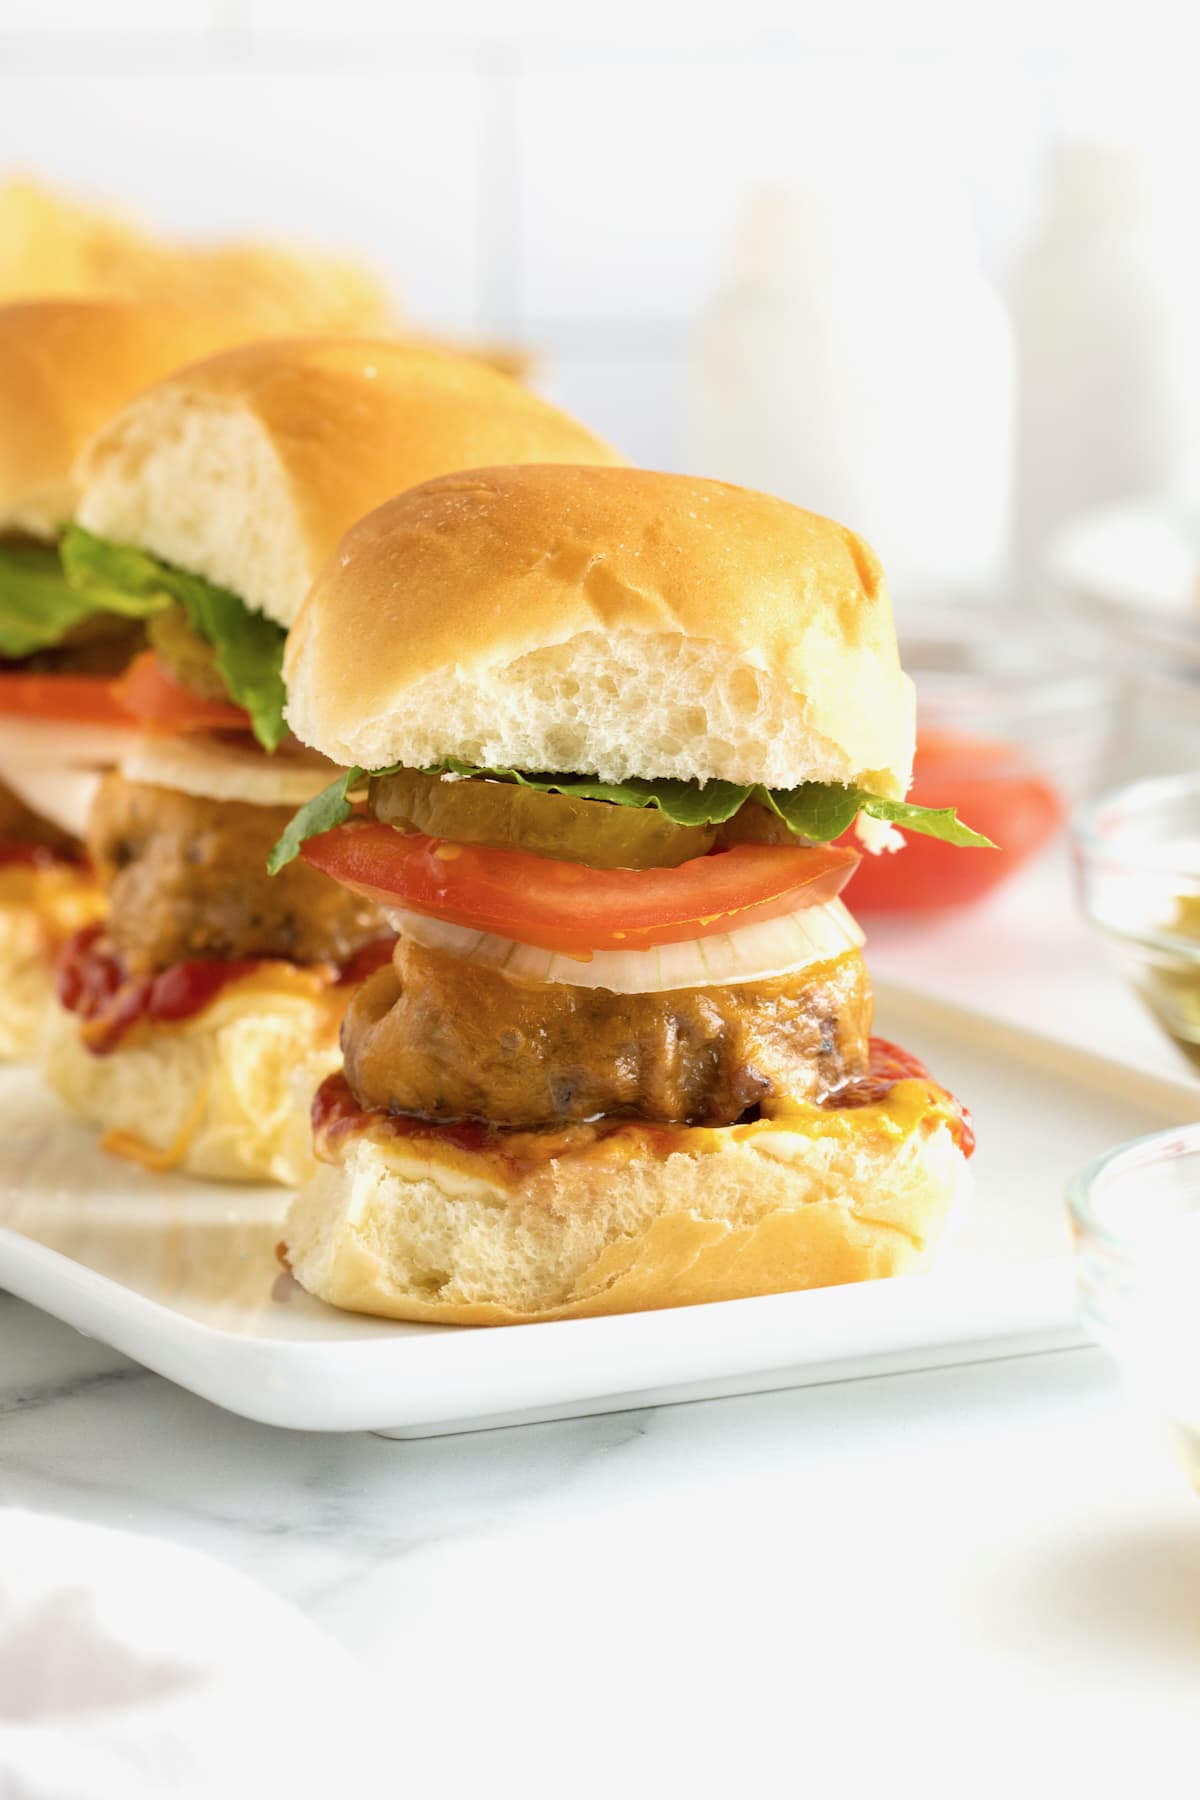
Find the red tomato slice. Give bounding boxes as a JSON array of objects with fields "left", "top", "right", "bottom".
[
  {"left": 0, "top": 671, "right": 136, "bottom": 728},
  {"left": 302, "top": 822, "right": 860, "bottom": 955},
  {"left": 111, "top": 651, "right": 251, "bottom": 735}
]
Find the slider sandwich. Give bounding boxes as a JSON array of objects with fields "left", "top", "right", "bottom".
[
  {"left": 0, "top": 298, "right": 261, "bottom": 1058},
  {"left": 41, "top": 341, "right": 622, "bottom": 1182},
  {"left": 272, "top": 465, "right": 988, "bottom": 1323}
]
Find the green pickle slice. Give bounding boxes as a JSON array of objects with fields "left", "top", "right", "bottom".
[
  {"left": 369, "top": 768, "right": 720, "bottom": 869},
  {"left": 147, "top": 604, "right": 230, "bottom": 702}
]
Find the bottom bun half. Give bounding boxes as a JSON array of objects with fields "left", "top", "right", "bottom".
[
  {"left": 283, "top": 1082, "right": 970, "bottom": 1325},
  {"left": 0, "top": 866, "right": 104, "bottom": 1062},
  {"left": 40, "top": 978, "right": 348, "bottom": 1186}
]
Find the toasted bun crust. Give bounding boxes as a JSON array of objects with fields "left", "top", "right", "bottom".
[
  {"left": 0, "top": 176, "right": 395, "bottom": 336},
  {"left": 0, "top": 863, "right": 105, "bottom": 1061},
  {"left": 75, "top": 340, "right": 624, "bottom": 629},
  {"left": 39, "top": 974, "right": 349, "bottom": 1185},
  {"left": 284, "top": 465, "right": 914, "bottom": 795},
  {"left": 283, "top": 1082, "right": 966, "bottom": 1324},
  {"left": 0, "top": 299, "right": 262, "bottom": 539}
]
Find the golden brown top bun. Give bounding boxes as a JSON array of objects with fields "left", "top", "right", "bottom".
[
  {"left": 0, "top": 298, "right": 263, "bottom": 539},
  {"left": 0, "top": 176, "right": 395, "bottom": 337},
  {"left": 0, "top": 180, "right": 525, "bottom": 383},
  {"left": 75, "top": 340, "right": 624, "bottom": 629},
  {"left": 284, "top": 464, "right": 914, "bottom": 795}
]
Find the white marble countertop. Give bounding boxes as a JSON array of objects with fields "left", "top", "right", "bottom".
[{"left": 3, "top": 848, "right": 1199, "bottom": 1794}]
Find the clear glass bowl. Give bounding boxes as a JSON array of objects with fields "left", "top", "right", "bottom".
[
  {"left": 848, "top": 608, "right": 1112, "bottom": 912},
  {"left": 899, "top": 608, "right": 1112, "bottom": 803},
  {"left": 1071, "top": 772, "right": 1200, "bottom": 1069},
  {"left": 1049, "top": 498, "right": 1200, "bottom": 782},
  {"left": 1068, "top": 1124, "right": 1200, "bottom": 1488}
]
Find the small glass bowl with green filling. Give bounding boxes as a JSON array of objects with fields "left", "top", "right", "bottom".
[
  {"left": 1068, "top": 1123, "right": 1200, "bottom": 1490},
  {"left": 1072, "top": 771, "right": 1200, "bottom": 1068}
]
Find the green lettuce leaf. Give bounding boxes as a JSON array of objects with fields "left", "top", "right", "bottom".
[
  {"left": 0, "top": 538, "right": 164, "bottom": 659},
  {"left": 430, "top": 758, "right": 752, "bottom": 826},
  {"left": 60, "top": 525, "right": 288, "bottom": 751},
  {"left": 268, "top": 757, "right": 994, "bottom": 873},
  {"left": 428, "top": 760, "right": 995, "bottom": 849},
  {"left": 266, "top": 767, "right": 368, "bottom": 875},
  {"left": 853, "top": 794, "right": 995, "bottom": 847},
  {"left": 755, "top": 783, "right": 863, "bottom": 842}
]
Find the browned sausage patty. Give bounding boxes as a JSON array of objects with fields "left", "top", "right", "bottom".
[
  {"left": 0, "top": 778, "right": 78, "bottom": 856},
  {"left": 88, "top": 774, "right": 388, "bottom": 974},
  {"left": 342, "top": 935, "right": 871, "bottom": 1130}
]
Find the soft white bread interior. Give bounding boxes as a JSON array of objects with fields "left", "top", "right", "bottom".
[
  {"left": 0, "top": 864, "right": 105, "bottom": 1061},
  {"left": 75, "top": 340, "right": 624, "bottom": 629},
  {"left": 284, "top": 1090, "right": 967, "bottom": 1324},
  {"left": 284, "top": 465, "right": 915, "bottom": 796},
  {"left": 39, "top": 976, "right": 348, "bottom": 1185},
  {"left": 0, "top": 298, "right": 258, "bottom": 538}
]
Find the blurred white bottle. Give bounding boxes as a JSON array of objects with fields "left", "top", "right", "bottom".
[
  {"left": 1013, "top": 142, "right": 1199, "bottom": 597},
  {"left": 688, "top": 176, "right": 1014, "bottom": 607}
]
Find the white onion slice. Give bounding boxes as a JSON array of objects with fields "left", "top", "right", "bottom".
[
  {"left": 385, "top": 897, "right": 865, "bottom": 993},
  {"left": 0, "top": 715, "right": 138, "bottom": 773},
  {"left": 1, "top": 765, "right": 102, "bottom": 839},
  {"left": 120, "top": 734, "right": 340, "bottom": 808}
]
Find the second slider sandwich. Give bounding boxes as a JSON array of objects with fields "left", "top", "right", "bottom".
[
  {"left": 41, "top": 343, "right": 622, "bottom": 1183},
  {"left": 0, "top": 298, "right": 261, "bottom": 1058},
  {"left": 272, "top": 465, "right": 987, "bottom": 1323}
]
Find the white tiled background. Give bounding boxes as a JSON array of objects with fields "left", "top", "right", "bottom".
[{"left": 0, "top": 1, "right": 1193, "bottom": 470}]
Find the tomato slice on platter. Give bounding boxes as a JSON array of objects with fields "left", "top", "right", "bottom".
[
  {"left": 0, "top": 671, "right": 136, "bottom": 728},
  {"left": 844, "top": 727, "right": 1063, "bottom": 913},
  {"left": 110, "top": 651, "right": 252, "bottom": 735},
  {"left": 302, "top": 822, "right": 860, "bottom": 956}
]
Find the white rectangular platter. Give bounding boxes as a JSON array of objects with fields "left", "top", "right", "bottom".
[{"left": 1, "top": 982, "right": 1197, "bottom": 1436}]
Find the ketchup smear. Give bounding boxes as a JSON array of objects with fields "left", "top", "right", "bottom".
[
  {"left": 56, "top": 925, "right": 396, "bottom": 1057},
  {"left": 0, "top": 840, "right": 85, "bottom": 872},
  {"left": 838, "top": 1036, "right": 975, "bottom": 1157},
  {"left": 313, "top": 1036, "right": 975, "bottom": 1164}
]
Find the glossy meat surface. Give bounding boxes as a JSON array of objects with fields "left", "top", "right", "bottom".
[
  {"left": 88, "top": 774, "right": 387, "bottom": 974},
  {"left": 343, "top": 935, "right": 871, "bottom": 1129}
]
